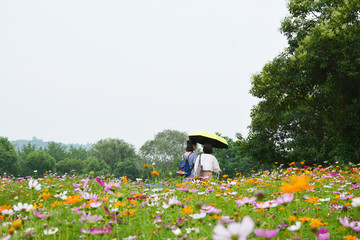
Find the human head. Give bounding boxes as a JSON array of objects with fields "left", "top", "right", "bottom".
[
  {"left": 186, "top": 140, "right": 197, "bottom": 152},
  {"left": 203, "top": 143, "right": 213, "bottom": 154}
]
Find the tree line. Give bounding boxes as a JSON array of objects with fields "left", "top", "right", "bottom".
[{"left": 0, "top": 130, "right": 262, "bottom": 179}]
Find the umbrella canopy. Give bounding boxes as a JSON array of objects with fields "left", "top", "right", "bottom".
[{"left": 189, "top": 132, "right": 228, "bottom": 149}]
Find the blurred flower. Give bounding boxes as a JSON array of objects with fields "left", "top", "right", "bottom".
[
  {"left": 28, "top": 179, "right": 41, "bottom": 190},
  {"left": 253, "top": 228, "right": 280, "bottom": 238},
  {"left": 190, "top": 212, "right": 206, "bottom": 219},
  {"left": 151, "top": 171, "right": 159, "bottom": 175},
  {"left": 79, "top": 213, "right": 103, "bottom": 223},
  {"left": 287, "top": 221, "right": 301, "bottom": 231},
  {"left": 351, "top": 198, "right": 360, "bottom": 208},
  {"left": 315, "top": 227, "right": 330, "bottom": 240},
  {"left": 80, "top": 227, "right": 113, "bottom": 235},
  {"left": 13, "top": 203, "right": 33, "bottom": 212},
  {"left": 274, "top": 193, "right": 294, "bottom": 205},
  {"left": 43, "top": 227, "right": 58, "bottom": 235},
  {"left": 235, "top": 197, "right": 257, "bottom": 206},
  {"left": 213, "top": 216, "right": 254, "bottom": 240},
  {"left": 279, "top": 175, "right": 314, "bottom": 193}
]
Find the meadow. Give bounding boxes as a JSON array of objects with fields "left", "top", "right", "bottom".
[{"left": 1, "top": 163, "right": 360, "bottom": 240}]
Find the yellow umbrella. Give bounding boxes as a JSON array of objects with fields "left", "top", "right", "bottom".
[{"left": 189, "top": 132, "right": 228, "bottom": 149}]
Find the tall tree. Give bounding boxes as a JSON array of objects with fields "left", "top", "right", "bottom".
[
  {"left": 23, "top": 151, "right": 56, "bottom": 177},
  {"left": 139, "top": 129, "right": 188, "bottom": 173},
  {"left": 89, "top": 139, "right": 137, "bottom": 171},
  {"left": 45, "top": 142, "right": 68, "bottom": 162},
  {"left": 0, "top": 137, "right": 20, "bottom": 175},
  {"left": 248, "top": 0, "right": 360, "bottom": 164}
]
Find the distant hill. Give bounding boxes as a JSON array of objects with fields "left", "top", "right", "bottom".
[{"left": 11, "top": 137, "right": 93, "bottom": 151}]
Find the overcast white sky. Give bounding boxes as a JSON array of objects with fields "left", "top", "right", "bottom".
[{"left": 0, "top": 0, "right": 289, "bottom": 150}]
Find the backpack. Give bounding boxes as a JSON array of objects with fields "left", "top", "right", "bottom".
[{"left": 178, "top": 153, "right": 193, "bottom": 177}]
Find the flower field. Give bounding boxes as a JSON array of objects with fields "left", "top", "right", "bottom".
[{"left": 1, "top": 164, "right": 360, "bottom": 240}]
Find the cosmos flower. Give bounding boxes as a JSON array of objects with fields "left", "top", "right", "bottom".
[
  {"left": 213, "top": 216, "right": 254, "bottom": 240},
  {"left": 201, "top": 204, "right": 221, "bottom": 214},
  {"left": 13, "top": 202, "right": 33, "bottom": 212},
  {"left": 287, "top": 221, "right": 301, "bottom": 231},
  {"left": 33, "top": 211, "right": 47, "bottom": 219},
  {"left": 43, "top": 227, "right": 58, "bottom": 235},
  {"left": 352, "top": 197, "right": 360, "bottom": 208},
  {"left": 80, "top": 227, "right": 113, "bottom": 234},
  {"left": 190, "top": 212, "right": 206, "bottom": 219},
  {"left": 273, "top": 193, "right": 294, "bottom": 205},
  {"left": 315, "top": 227, "right": 330, "bottom": 240},
  {"left": 79, "top": 213, "right": 103, "bottom": 223},
  {"left": 28, "top": 179, "right": 41, "bottom": 190},
  {"left": 235, "top": 197, "right": 257, "bottom": 206},
  {"left": 279, "top": 175, "right": 315, "bottom": 193},
  {"left": 253, "top": 228, "right": 280, "bottom": 238}
]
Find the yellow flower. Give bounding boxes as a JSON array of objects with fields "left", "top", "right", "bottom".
[
  {"left": 309, "top": 218, "right": 327, "bottom": 228},
  {"left": 222, "top": 175, "right": 228, "bottom": 178},
  {"left": 39, "top": 192, "right": 52, "bottom": 199},
  {"left": 12, "top": 219, "right": 22, "bottom": 229},
  {"left": 114, "top": 201, "right": 126, "bottom": 208}
]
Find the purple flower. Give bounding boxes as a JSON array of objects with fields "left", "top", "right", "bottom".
[
  {"left": 253, "top": 229, "right": 280, "bottom": 239},
  {"left": 80, "top": 227, "right": 113, "bottom": 234},
  {"left": 33, "top": 211, "right": 47, "bottom": 219},
  {"left": 79, "top": 213, "right": 103, "bottom": 223},
  {"left": 315, "top": 228, "right": 330, "bottom": 240},
  {"left": 201, "top": 204, "right": 221, "bottom": 214},
  {"left": 95, "top": 177, "right": 105, "bottom": 186}
]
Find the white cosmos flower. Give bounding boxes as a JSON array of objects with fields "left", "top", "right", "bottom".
[
  {"left": 352, "top": 197, "right": 360, "bottom": 208},
  {"left": 1, "top": 209, "right": 14, "bottom": 216},
  {"left": 190, "top": 212, "right": 207, "bottom": 219},
  {"left": 172, "top": 228, "right": 181, "bottom": 236},
  {"left": 28, "top": 179, "right": 41, "bottom": 190},
  {"left": 13, "top": 202, "right": 33, "bottom": 212},
  {"left": 287, "top": 221, "right": 301, "bottom": 231},
  {"left": 44, "top": 227, "right": 58, "bottom": 235},
  {"left": 213, "top": 216, "right": 254, "bottom": 240}
]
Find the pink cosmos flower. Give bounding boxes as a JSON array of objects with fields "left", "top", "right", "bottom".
[
  {"left": 339, "top": 216, "right": 357, "bottom": 228},
  {"left": 176, "top": 187, "right": 189, "bottom": 192},
  {"left": 315, "top": 227, "right": 330, "bottom": 240},
  {"left": 80, "top": 227, "right": 113, "bottom": 234},
  {"left": 235, "top": 197, "right": 257, "bottom": 206},
  {"left": 213, "top": 216, "right": 254, "bottom": 240},
  {"left": 254, "top": 229, "right": 280, "bottom": 239},
  {"left": 273, "top": 193, "right": 294, "bottom": 205},
  {"left": 104, "top": 181, "right": 121, "bottom": 192},
  {"left": 95, "top": 177, "right": 105, "bottom": 186},
  {"left": 201, "top": 204, "right": 221, "bottom": 214},
  {"left": 33, "top": 211, "right": 47, "bottom": 219},
  {"left": 79, "top": 213, "right": 103, "bottom": 223}
]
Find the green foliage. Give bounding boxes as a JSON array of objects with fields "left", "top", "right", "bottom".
[
  {"left": 18, "top": 142, "right": 37, "bottom": 163},
  {"left": 0, "top": 137, "right": 20, "bottom": 175},
  {"left": 113, "top": 158, "right": 141, "bottom": 180},
  {"left": 56, "top": 158, "right": 85, "bottom": 174},
  {"left": 213, "top": 134, "right": 261, "bottom": 177},
  {"left": 68, "top": 145, "right": 88, "bottom": 160},
  {"left": 23, "top": 151, "right": 56, "bottom": 177},
  {"left": 83, "top": 157, "right": 111, "bottom": 177},
  {"left": 139, "top": 129, "right": 188, "bottom": 174},
  {"left": 45, "top": 142, "right": 68, "bottom": 162},
  {"left": 89, "top": 139, "right": 137, "bottom": 172},
  {"left": 248, "top": 0, "right": 360, "bottom": 165}
]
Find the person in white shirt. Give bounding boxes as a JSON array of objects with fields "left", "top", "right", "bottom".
[{"left": 193, "top": 143, "right": 221, "bottom": 179}]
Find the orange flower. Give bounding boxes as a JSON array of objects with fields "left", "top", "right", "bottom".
[
  {"left": 143, "top": 164, "right": 149, "bottom": 168},
  {"left": 122, "top": 176, "right": 128, "bottom": 183},
  {"left": 64, "top": 195, "right": 83, "bottom": 205},
  {"left": 344, "top": 236, "right": 358, "bottom": 240},
  {"left": 151, "top": 170, "right": 159, "bottom": 175},
  {"left": 309, "top": 218, "right": 327, "bottom": 228},
  {"left": 305, "top": 197, "right": 320, "bottom": 204},
  {"left": 114, "top": 201, "right": 126, "bottom": 208},
  {"left": 180, "top": 206, "right": 194, "bottom": 214},
  {"left": 39, "top": 192, "right": 52, "bottom": 199},
  {"left": 279, "top": 175, "right": 315, "bottom": 193}
]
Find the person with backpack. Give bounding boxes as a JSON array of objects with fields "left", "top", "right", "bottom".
[{"left": 178, "top": 140, "right": 198, "bottom": 183}]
